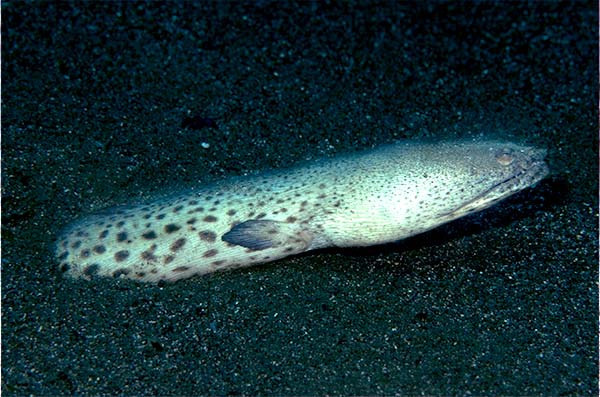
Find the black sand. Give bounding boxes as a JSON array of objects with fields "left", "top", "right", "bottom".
[{"left": 2, "top": 1, "right": 597, "bottom": 395}]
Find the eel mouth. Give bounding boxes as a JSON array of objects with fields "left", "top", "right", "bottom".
[{"left": 440, "top": 153, "right": 549, "bottom": 221}]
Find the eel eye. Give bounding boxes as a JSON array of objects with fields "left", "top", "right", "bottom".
[{"left": 495, "top": 150, "right": 514, "bottom": 166}]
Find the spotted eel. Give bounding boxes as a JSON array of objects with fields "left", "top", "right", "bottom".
[{"left": 56, "top": 140, "right": 548, "bottom": 282}]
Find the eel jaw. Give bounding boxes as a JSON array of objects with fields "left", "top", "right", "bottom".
[{"left": 440, "top": 157, "right": 549, "bottom": 222}]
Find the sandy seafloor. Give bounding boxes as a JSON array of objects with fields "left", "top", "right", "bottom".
[{"left": 1, "top": 1, "right": 597, "bottom": 395}]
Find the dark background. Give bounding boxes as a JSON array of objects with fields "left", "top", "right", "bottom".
[{"left": 2, "top": 1, "right": 597, "bottom": 395}]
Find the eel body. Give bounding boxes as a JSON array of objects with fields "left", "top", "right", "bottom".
[{"left": 56, "top": 140, "right": 548, "bottom": 282}]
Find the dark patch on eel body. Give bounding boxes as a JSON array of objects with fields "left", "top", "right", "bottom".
[
  {"left": 93, "top": 245, "right": 106, "bottom": 254},
  {"left": 115, "top": 250, "right": 130, "bottom": 262},
  {"left": 142, "top": 231, "right": 157, "bottom": 239},
  {"left": 164, "top": 224, "right": 181, "bottom": 233},
  {"left": 116, "top": 231, "right": 128, "bottom": 242},
  {"left": 203, "top": 215, "right": 218, "bottom": 222},
  {"left": 83, "top": 264, "right": 100, "bottom": 278},
  {"left": 141, "top": 250, "right": 157, "bottom": 261},
  {"left": 170, "top": 238, "right": 186, "bottom": 252},
  {"left": 203, "top": 249, "right": 218, "bottom": 258},
  {"left": 113, "top": 268, "right": 131, "bottom": 278},
  {"left": 173, "top": 266, "right": 190, "bottom": 272},
  {"left": 199, "top": 230, "right": 217, "bottom": 242}
]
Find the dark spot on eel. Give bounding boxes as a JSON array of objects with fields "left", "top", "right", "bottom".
[
  {"left": 170, "top": 238, "right": 186, "bottom": 251},
  {"left": 93, "top": 245, "right": 106, "bottom": 254},
  {"left": 142, "top": 231, "right": 157, "bottom": 239},
  {"left": 141, "top": 251, "right": 157, "bottom": 261},
  {"left": 198, "top": 231, "right": 217, "bottom": 242},
  {"left": 164, "top": 224, "right": 181, "bottom": 233},
  {"left": 203, "top": 249, "right": 218, "bottom": 257},
  {"left": 114, "top": 250, "right": 130, "bottom": 262},
  {"left": 83, "top": 264, "right": 100, "bottom": 277},
  {"left": 113, "top": 268, "right": 131, "bottom": 278}
]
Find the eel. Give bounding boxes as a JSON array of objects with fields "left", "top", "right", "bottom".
[{"left": 55, "top": 140, "right": 548, "bottom": 282}]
